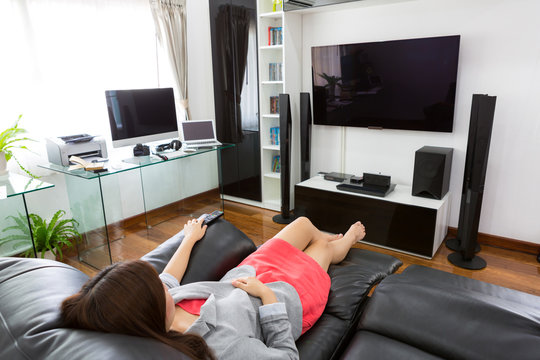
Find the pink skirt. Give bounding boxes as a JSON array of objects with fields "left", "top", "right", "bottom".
[{"left": 238, "top": 238, "right": 331, "bottom": 334}]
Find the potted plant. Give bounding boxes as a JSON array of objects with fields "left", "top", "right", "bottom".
[
  {"left": 0, "top": 114, "right": 37, "bottom": 178},
  {"left": 1, "top": 210, "right": 81, "bottom": 260},
  {"left": 319, "top": 72, "right": 342, "bottom": 100}
]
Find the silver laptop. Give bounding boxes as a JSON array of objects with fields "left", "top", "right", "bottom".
[{"left": 181, "top": 120, "right": 222, "bottom": 149}]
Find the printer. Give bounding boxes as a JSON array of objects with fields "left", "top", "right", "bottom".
[{"left": 46, "top": 135, "right": 108, "bottom": 166}]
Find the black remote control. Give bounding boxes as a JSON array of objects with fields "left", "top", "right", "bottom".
[{"left": 201, "top": 210, "right": 224, "bottom": 225}]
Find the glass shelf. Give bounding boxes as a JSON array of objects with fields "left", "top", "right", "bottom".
[{"left": 0, "top": 173, "right": 54, "bottom": 198}]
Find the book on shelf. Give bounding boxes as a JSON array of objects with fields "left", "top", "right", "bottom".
[
  {"left": 270, "top": 126, "right": 280, "bottom": 145},
  {"left": 272, "top": 155, "right": 281, "bottom": 173},
  {"left": 267, "top": 26, "right": 283, "bottom": 46},
  {"left": 268, "top": 63, "right": 283, "bottom": 81},
  {"left": 270, "top": 96, "right": 280, "bottom": 114}
]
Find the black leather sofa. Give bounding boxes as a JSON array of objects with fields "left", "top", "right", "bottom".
[
  {"left": 0, "top": 218, "right": 401, "bottom": 360},
  {"left": 3, "top": 218, "right": 539, "bottom": 359},
  {"left": 340, "top": 265, "right": 540, "bottom": 360}
]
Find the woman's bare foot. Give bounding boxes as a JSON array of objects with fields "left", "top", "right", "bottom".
[{"left": 343, "top": 221, "right": 366, "bottom": 245}]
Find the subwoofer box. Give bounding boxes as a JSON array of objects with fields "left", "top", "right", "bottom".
[{"left": 412, "top": 146, "right": 453, "bottom": 199}]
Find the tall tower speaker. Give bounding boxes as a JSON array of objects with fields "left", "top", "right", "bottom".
[
  {"left": 447, "top": 94, "right": 497, "bottom": 270},
  {"left": 273, "top": 93, "right": 294, "bottom": 224},
  {"left": 300, "top": 92, "right": 312, "bottom": 182}
]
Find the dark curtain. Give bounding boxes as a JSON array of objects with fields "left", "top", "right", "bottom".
[{"left": 215, "top": 4, "right": 250, "bottom": 144}]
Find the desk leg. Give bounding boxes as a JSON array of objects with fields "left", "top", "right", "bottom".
[
  {"left": 21, "top": 193, "right": 37, "bottom": 258},
  {"left": 138, "top": 166, "right": 150, "bottom": 230},
  {"left": 97, "top": 176, "right": 113, "bottom": 265},
  {"left": 217, "top": 148, "right": 224, "bottom": 213}
]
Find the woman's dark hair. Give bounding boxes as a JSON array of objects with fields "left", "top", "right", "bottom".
[{"left": 60, "top": 260, "right": 214, "bottom": 360}]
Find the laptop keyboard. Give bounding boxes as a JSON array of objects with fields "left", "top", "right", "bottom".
[
  {"left": 185, "top": 141, "right": 222, "bottom": 149},
  {"left": 194, "top": 140, "right": 218, "bottom": 145}
]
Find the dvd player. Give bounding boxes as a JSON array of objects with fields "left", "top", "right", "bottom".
[
  {"left": 324, "top": 172, "right": 354, "bottom": 182},
  {"left": 336, "top": 179, "right": 396, "bottom": 197}
]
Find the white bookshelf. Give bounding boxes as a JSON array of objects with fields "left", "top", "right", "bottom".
[
  {"left": 257, "top": 1, "right": 283, "bottom": 211},
  {"left": 257, "top": 0, "right": 302, "bottom": 212}
]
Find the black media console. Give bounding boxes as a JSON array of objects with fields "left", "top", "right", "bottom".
[{"left": 294, "top": 176, "right": 450, "bottom": 258}]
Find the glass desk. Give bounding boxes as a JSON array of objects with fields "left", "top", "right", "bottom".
[
  {"left": 0, "top": 173, "right": 54, "bottom": 257},
  {"left": 40, "top": 145, "right": 233, "bottom": 270}
]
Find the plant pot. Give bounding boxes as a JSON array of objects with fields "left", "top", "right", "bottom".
[
  {"left": 0, "top": 151, "right": 8, "bottom": 178},
  {"left": 42, "top": 250, "right": 59, "bottom": 261}
]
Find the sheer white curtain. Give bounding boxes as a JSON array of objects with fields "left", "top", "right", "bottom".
[
  {"left": 0, "top": 0, "right": 172, "bottom": 173},
  {"left": 150, "top": 0, "right": 190, "bottom": 120}
]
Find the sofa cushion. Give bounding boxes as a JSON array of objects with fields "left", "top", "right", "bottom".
[
  {"left": 342, "top": 265, "right": 540, "bottom": 360},
  {"left": 297, "top": 249, "right": 402, "bottom": 360},
  {"left": 341, "top": 331, "right": 441, "bottom": 360},
  {"left": 141, "top": 217, "right": 257, "bottom": 284}
]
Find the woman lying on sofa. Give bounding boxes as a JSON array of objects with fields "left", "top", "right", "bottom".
[{"left": 60, "top": 216, "right": 366, "bottom": 360}]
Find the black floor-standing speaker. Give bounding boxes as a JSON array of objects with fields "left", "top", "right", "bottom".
[
  {"left": 446, "top": 94, "right": 497, "bottom": 270},
  {"left": 273, "top": 93, "right": 294, "bottom": 224},
  {"left": 300, "top": 92, "right": 312, "bottom": 182}
]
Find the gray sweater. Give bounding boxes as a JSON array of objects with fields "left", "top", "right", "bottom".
[{"left": 160, "top": 264, "right": 302, "bottom": 360}]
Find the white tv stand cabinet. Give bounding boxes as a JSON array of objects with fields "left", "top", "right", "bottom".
[{"left": 294, "top": 176, "right": 451, "bottom": 258}]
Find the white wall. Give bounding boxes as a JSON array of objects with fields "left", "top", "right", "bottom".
[{"left": 301, "top": 0, "right": 540, "bottom": 244}]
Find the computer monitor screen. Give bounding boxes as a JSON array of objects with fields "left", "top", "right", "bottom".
[{"left": 106, "top": 87, "right": 179, "bottom": 148}]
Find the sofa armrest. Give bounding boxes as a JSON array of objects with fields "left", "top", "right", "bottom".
[
  {"left": 141, "top": 218, "right": 257, "bottom": 284},
  {"left": 297, "top": 249, "right": 402, "bottom": 360}
]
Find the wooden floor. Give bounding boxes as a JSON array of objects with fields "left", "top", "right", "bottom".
[{"left": 65, "top": 198, "right": 540, "bottom": 297}]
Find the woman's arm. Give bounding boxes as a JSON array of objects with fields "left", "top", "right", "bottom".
[{"left": 162, "top": 219, "right": 207, "bottom": 283}]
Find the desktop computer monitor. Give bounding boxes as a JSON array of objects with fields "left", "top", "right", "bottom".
[{"left": 105, "top": 87, "right": 179, "bottom": 148}]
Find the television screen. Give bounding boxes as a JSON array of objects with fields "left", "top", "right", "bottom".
[
  {"left": 106, "top": 87, "right": 179, "bottom": 147},
  {"left": 311, "top": 35, "right": 460, "bottom": 132}
]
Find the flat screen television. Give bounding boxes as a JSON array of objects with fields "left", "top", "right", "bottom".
[
  {"left": 105, "top": 87, "right": 179, "bottom": 148},
  {"left": 311, "top": 35, "right": 460, "bottom": 132}
]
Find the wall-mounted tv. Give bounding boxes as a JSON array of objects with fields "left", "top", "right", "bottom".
[{"left": 311, "top": 35, "right": 460, "bottom": 132}]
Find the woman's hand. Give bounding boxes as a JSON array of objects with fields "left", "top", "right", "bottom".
[
  {"left": 232, "top": 277, "right": 277, "bottom": 305},
  {"left": 183, "top": 218, "right": 207, "bottom": 243}
]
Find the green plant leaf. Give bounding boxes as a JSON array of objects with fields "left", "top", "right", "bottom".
[
  {"left": 0, "top": 115, "right": 38, "bottom": 178},
  {"left": 0, "top": 234, "right": 31, "bottom": 242},
  {"left": 10, "top": 154, "right": 39, "bottom": 179},
  {"left": 3, "top": 213, "right": 30, "bottom": 236},
  {"left": 46, "top": 210, "right": 64, "bottom": 242},
  {"left": 3, "top": 209, "right": 80, "bottom": 257}
]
